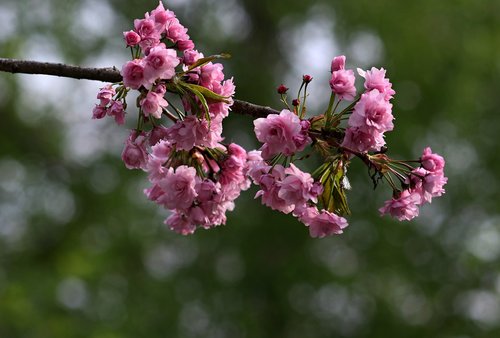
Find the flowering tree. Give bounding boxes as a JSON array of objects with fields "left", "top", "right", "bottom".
[{"left": 0, "top": 1, "right": 447, "bottom": 238}]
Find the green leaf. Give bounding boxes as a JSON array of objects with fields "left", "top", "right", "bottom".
[
  {"left": 184, "top": 83, "right": 231, "bottom": 103},
  {"left": 317, "top": 159, "right": 351, "bottom": 216},
  {"left": 187, "top": 53, "right": 231, "bottom": 72},
  {"left": 186, "top": 85, "right": 211, "bottom": 121}
]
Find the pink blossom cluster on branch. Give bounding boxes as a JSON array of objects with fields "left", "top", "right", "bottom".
[
  {"left": 93, "top": 2, "right": 246, "bottom": 234},
  {"left": 92, "top": 1, "right": 447, "bottom": 238}
]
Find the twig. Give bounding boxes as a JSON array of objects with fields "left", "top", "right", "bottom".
[{"left": 0, "top": 58, "right": 278, "bottom": 118}]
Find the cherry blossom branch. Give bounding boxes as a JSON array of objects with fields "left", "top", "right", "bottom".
[{"left": 0, "top": 57, "right": 278, "bottom": 118}]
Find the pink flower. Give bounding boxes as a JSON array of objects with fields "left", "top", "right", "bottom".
[
  {"left": 193, "top": 115, "right": 224, "bottom": 148},
  {"left": 188, "top": 206, "right": 209, "bottom": 227},
  {"left": 147, "top": 139, "right": 172, "bottom": 182},
  {"left": 298, "top": 206, "right": 348, "bottom": 238},
  {"left": 183, "top": 49, "right": 202, "bottom": 66},
  {"left": 341, "top": 127, "right": 385, "bottom": 153},
  {"left": 121, "top": 131, "right": 148, "bottom": 170},
  {"left": 200, "top": 63, "right": 225, "bottom": 90},
  {"left": 257, "top": 183, "right": 295, "bottom": 214},
  {"left": 228, "top": 143, "right": 247, "bottom": 161},
  {"left": 96, "top": 85, "right": 115, "bottom": 106},
  {"left": 196, "top": 179, "right": 220, "bottom": 203},
  {"left": 348, "top": 89, "right": 394, "bottom": 133},
  {"left": 177, "top": 39, "right": 195, "bottom": 51},
  {"left": 254, "top": 109, "right": 307, "bottom": 159},
  {"left": 422, "top": 171, "right": 447, "bottom": 199},
  {"left": 358, "top": 67, "right": 395, "bottom": 101},
  {"left": 143, "top": 46, "right": 180, "bottom": 84},
  {"left": 148, "top": 125, "right": 169, "bottom": 146},
  {"left": 144, "top": 184, "right": 165, "bottom": 202},
  {"left": 219, "top": 143, "right": 250, "bottom": 194},
  {"left": 247, "top": 151, "right": 270, "bottom": 183},
  {"left": 166, "top": 18, "right": 189, "bottom": 43},
  {"left": 122, "top": 59, "right": 145, "bottom": 89},
  {"left": 420, "top": 147, "right": 445, "bottom": 173},
  {"left": 278, "top": 164, "right": 315, "bottom": 206},
  {"left": 410, "top": 167, "right": 447, "bottom": 204},
  {"left": 151, "top": 139, "right": 172, "bottom": 160},
  {"left": 140, "top": 91, "right": 168, "bottom": 119},
  {"left": 139, "top": 38, "right": 161, "bottom": 55},
  {"left": 165, "top": 212, "right": 196, "bottom": 235},
  {"left": 331, "top": 55, "right": 346, "bottom": 72},
  {"left": 154, "top": 83, "right": 167, "bottom": 96},
  {"left": 208, "top": 78, "right": 235, "bottom": 118},
  {"left": 108, "top": 100, "right": 126, "bottom": 125},
  {"left": 150, "top": 1, "right": 175, "bottom": 29},
  {"left": 166, "top": 117, "right": 196, "bottom": 150},
  {"left": 220, "top": 154, "right": 245, "bottom": 186},
  {"left": 193, "top": 179, "right": 239, "bottom": 229},
  {"left": 379, "top": 190, "right": 421, "bottom": 221},
  {"left": 247, "top": 150, "right": 263, "bottom": 163},
  {"left": 254, "top": 165, "right": 294, "bottom": 214},
  {"left": 123, "top": 30, "right": 141, "bottom": 46},
  {"left": 329, "top": 69, "right": 356, "bottom": 101},
  {"left": 134, "top": 17, "right": 160, "bottom": 41},
  {"left": 293, "top": 119, "right": 311, "bottom": 152},
  {"left": 158, "top": 165, "right": 198, "bottom": 210},
  {"left": 92, "top": 105, "right": 107, "bottom": 119}
]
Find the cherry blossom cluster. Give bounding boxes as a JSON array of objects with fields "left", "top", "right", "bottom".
[
  {"left": 378, "top": 147, "right": 447, "bottom": 220},
  {"left": 248, "top": 54, "right": 447, "bottom": 236},
  {"left": 91, "top": 2, "right": 447, "bottom": 238},
  {"left": 92, "top": 84, "right": 126, "bottom": 125},
  {"left": 92, "top": 2, "right": 248, "bottom": 235},
  {"left": 145, "top": 141, "right": 250, "bottom": 234},
  {"left": 247, "top": 153, "right": 348, "bottom": 238}
]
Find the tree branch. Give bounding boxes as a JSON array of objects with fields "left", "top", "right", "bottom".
[{"left": 0, "top": 58, "right": 278, "bottom": 118}]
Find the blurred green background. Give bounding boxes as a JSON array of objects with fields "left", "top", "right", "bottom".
[{"left": 1, "top": 0, "right": 499, "bottom": 337}]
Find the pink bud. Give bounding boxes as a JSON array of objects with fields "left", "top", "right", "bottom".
[
  {"left": 92, "top": 105, "right": 107, "bottom": 119},
  {"left": 108, "top": 101, "right": 126, "bottom": 125},
  {"left": 121, "top": 131, "right": 148, "bottom": 170},
  {"left": 331, "top": 55, "right": 346, "bottom": 72},
  {"left": 123, "top": 30, "right": 141, "bottom": 46}
]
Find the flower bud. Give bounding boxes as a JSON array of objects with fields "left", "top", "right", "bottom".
[
  {"left": 92, "top": 105, "right": 107, "bottom": 119},
  {"left": 303, "top": 74, "right": 313, "bottom": 83},
  {"left": 123, "top": 30, "right": 141, "bottom": 46},
  {"left": 121, "top": 131, "right": 148, "bottom": 170},
  {"left": 292, "top": 99, "right": 300, "bottom": 107},
  {"left": 277, "top": 84, "right": 289, "bottom": 94},
  {"left": 191, "top": 151, "right": 205, "bottom": 164}
]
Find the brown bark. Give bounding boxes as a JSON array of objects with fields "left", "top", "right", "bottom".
[{"left": 0, "top": 58, "right": 279, "bottom": 118}]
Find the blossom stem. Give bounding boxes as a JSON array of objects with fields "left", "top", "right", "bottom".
[
  {"left": 324, "top": 92, "right": 336, "bottom": 125},
  {"left": 300, "top": 82, "right": 310, "bottom": 119},
  {"left": 165, "top": 98, "right": 185, "bottom": 120},
  {"left": 136, "top": 108, "right": 144, "bottom": 132},
  {"left": 280, "top": 94, "right": 292, "bottom": 111},
  {"left": 383, "top": 173, "right": 399, "bottom": 191},
  {"left": 162, "top": 108, "right": 179, "bottom": 122}
]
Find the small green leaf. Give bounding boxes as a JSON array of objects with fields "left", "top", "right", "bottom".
[
  {"left": 190, "top": 86, "right": 211, "bottom": 121},
  {"left": 317, "top": 159, "right": 351, "bottom": 216},
  {"left": 187, "top": 53, "right": 232, "bottom": 71},
  {"left": 184, "top": 83, "right": 231, "bottom": 103}
]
